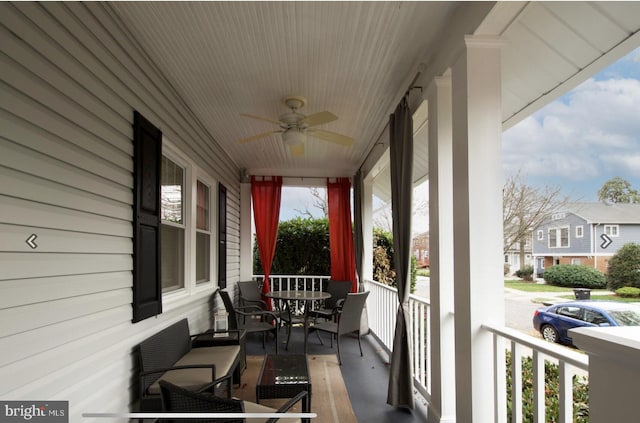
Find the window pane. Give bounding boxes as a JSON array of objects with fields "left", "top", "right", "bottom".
[
  {"left": 161, "top": 156, "right": 184, "bottom": 224},
  {"left": 197, "top": 181, "right": 210, "bottom": 230},
  {"left": 560, "top": 227, "right": 569, "bottom": 247},
  {"left": 161, "top": 225, "right": 184, "bottom": 291},
  {"left": 196, "top": 232, "right": 210, "bottom": 283},
  {"left": 549, "top": 229, "right": 557, "bottom": 247}
]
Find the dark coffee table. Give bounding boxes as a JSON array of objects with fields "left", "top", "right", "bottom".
[{"left": 256, "top": 354, "right": 311, "bottom": 422}]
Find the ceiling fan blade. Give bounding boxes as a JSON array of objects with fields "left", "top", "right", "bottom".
[
  {"left": 299, "top": 111, "right": 338, "bottom": 127},
  {"left": 308, "top": 129, "right": 354, "bottom": 146},
  {"left": 238, "top": 130, "right": 281, "bottom": 144},
  {"left": 289, "top": 143, "right": 304, "bottom": 157},
  {"left": 240, "top": 113, "right": 283, "bottom": 126}
]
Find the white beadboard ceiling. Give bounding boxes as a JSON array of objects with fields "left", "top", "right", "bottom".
[{"left": 109, "top": 2, "right": 640, "bottom": 192}]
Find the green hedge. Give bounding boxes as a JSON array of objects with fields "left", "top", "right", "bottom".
[
  {"left": 253, "top": 217, "right": 330, "bottom": 275},
  {"left": 372, "top": 228, "right": 416, "bottom": 293},
  {"left": 607, "top": 243, "right": 640, "bottom": 290},
  {"left": 615, "top": 286, "right": 640, "bottom": 298},
  {"left": 515, "top": 265, "right": 534, "bottom": 280},
  {"left": 252, "top": 219, "right": 416, "bottom": 292},
  {"left": 506, "top": 351, "right": 589, "bottom": 422},
  {"left": 543, "top": 264, "right": 606, "bottom": 289}
]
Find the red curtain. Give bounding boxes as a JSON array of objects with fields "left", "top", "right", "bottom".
[
  {"left": 251, "top": 175, "right": 282, "bottom": 309},
  {"left": 327, "top": 177, "right": 357, "bottom": 293}
]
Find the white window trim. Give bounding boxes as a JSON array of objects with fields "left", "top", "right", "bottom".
[
  {"left": 162, "top": 139, "right": 217, "bottom": 307},
  {"left": 604, "top": 224, "right": 620, "bottom": 237},
  {"left": 193, "top": 170, "right": 218, "bottom": 291},
  {"left": 537, "top": 230, "right": 543, "bottom": 241},
  {"left": 548, "top": 226, "right": 570, "bottom": 249},
  {"left": 576, "top": 225, "right": 584, "bottom": 238}
]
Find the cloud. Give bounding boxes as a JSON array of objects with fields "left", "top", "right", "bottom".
[{"left": 503, "top": 74, "right": 640, "bottom": 191}]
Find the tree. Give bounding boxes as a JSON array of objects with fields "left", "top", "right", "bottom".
[
  {"left": 597, "top": 177, "right": 640, "bottom": 204},
  {"left": 503, "top": 171, "right": 571, "bottom": 271},
  {"left": 293, "top": 187, "right": 328, "bottom": 218},
  {"left": 607, "top": 243, "right": 640, "bottom": 290}
]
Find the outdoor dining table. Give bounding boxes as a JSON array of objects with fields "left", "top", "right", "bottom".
[{"left": 265, "top": 290, "right": 331, "bottom": 353}]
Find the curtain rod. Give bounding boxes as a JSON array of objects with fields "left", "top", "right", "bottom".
[
  {"left": 404, "top": 62, "right": 426, "bottom": 98},
  {"left": 359, "top": 63, "right": 426, "bottom": 170}
]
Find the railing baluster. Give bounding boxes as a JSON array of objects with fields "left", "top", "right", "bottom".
[
  {"left": 494, "top": 334, "right": 507, "bottom": 423},
  {"left": 511, "top": 341, "right": 523, "bottom": 423},
  {"left": 532, "top": 350, "right": 545, "bottom": 423},
  {"left": 558, "top": 361, "right": 572, "bottom": 423}
]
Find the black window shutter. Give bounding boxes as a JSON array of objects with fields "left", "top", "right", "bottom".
[
  {"left": 218, "top": 183, "right": 227, "bottom": 289},
  {"left": 132, "top": 111, "right": 162, "bottom": 322}
]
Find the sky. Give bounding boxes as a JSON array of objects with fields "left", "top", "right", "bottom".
[
  {"left": 279, "top": 46, "right": 640, "bottom": 224},
  {"left": 502, "top": 46, "right": 640, "bottom": 202}
]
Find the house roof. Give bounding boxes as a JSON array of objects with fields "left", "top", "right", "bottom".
[{"left": 567, "top": 202, "right": 640, "bottom": 224}]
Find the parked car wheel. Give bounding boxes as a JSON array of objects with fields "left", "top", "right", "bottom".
[{"left": 541, "top": 324, "right": 559, "bottom": 343}]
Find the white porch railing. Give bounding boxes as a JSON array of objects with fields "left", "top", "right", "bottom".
[
  {"left": 253, "top": 274, "right": 331, "bottom": 312},
  {"left": 252, "top": 275, "right": 590, "bottom": 422},
  {"left": 364, "top": 279, "right": 431, "bottom": 401},
  {"left": 484, "top": 323, "right": 589, "bottom": 423}
]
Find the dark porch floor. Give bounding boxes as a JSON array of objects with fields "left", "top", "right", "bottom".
[{"left": 244, "top": 325, "right": 428, "bottom": 422}]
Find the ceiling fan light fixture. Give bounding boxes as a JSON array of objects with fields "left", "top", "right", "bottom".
[{"left": 282, "top": 128, "right": 306, "bottom": 145}]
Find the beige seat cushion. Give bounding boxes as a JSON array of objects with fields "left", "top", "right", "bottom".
[
  {"left": 243, "top": 401, "right": 301, "bottom": 423},
  {"left": 148, "top": 345, "right": 240, "bottom": 394}
]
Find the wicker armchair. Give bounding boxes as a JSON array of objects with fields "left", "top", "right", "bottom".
[{"left": 159, "top": 379, "right": 307, "bottom": 423}]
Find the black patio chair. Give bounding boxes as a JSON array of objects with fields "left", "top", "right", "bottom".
[
  {"left": 237, "top": 280, "right": 268, "bottom": 310},
  {"left": 313, "top": 291, "right": 370, "bottom": 365},
  {"left": 218, "top": 289, "right": 279, "bottom": 354},
  {"left": 309, "top": 280, "right": 352, "bottom": 322}
]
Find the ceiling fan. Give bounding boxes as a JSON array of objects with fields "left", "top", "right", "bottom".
[{"left": 238, "top": 96, "right": 354, "bottom": 157}]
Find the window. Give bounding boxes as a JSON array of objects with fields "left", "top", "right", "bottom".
[
  {"left": 548, "top": 227, "right": 569, "bottom": 248},
  {"left": 576, "top": 226, "right": 583, "bottom": 238},
  {"left": 605, "top": 225, "right": 619, "bottom": 237},
  {"left": 537, "top": 230, "right": 543, "bottom": 241},
  {"left": 161, "top": 156, "right": 185, "bottom": 292},
  {"left": 571, "top": 258, "right": 582, "bottom": 265},
  {"left": 556, "top": 306, "right": 582, "bottom": 320},
  {"left": 196, "top": 180, "right": 211, "bottom": 284},
  {"left": 584, "top": 309, "right": 609, "bottom": 325}
]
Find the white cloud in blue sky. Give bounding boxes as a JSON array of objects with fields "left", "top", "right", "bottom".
[{"left": 502, "top": 47, "right": 640, "bottom": 201}]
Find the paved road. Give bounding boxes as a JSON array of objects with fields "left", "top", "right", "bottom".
[{"left": 414, "top": 276, "right": 542, "bottom": 337}]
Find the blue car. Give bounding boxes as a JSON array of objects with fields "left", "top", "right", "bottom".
[{"left": 532, "top": 300, "right": 640, "bottom": 346}]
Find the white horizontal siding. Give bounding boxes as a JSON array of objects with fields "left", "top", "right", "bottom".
[
  {"left": 0, "top": 195, "right": 133, "bottom": 237},
  {"left": 0, "top": 224, "right": 131, "bottom": 255},
  {"left": 0, "top": 272, "right": 132, "bottom": 309},
  {"left": 0, "top": 139, "right": 132, "bottom": 205},
  {"left": 0, "top": 166, "right": 131, "bottom": 220},
  {"left": 0, "top": 2, "right": 240, "bottom": 420}
]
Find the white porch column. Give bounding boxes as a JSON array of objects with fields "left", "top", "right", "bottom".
[
  {"left": 451, "top": 35, "right": 505, "bottom": 422},
  {"left": 239, "top": 182, "right": 253, "bottom": 281},
  {"left": 427, "top": 72, "right": 456, "bottom": 423}
]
